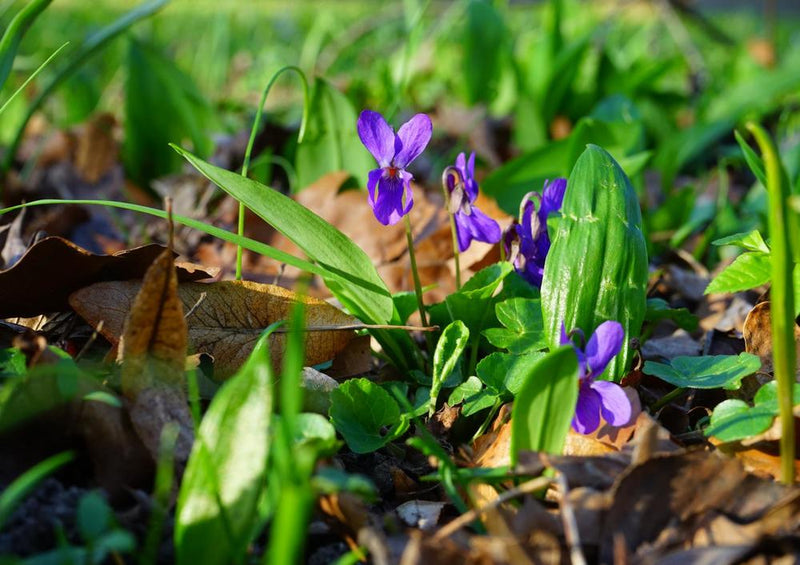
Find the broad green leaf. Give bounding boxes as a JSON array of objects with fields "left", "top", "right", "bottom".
[
  {"left": 448, "top": 376, "right": 497, "bottom": 417},
  {"left": 734, "top": 130, "right": 767, "bottom": 187},
  {"left": 329, "top": 378, "right": 408, "bottom": 454},
  {"left": 705, "top": 382, "right": 800, "bottom": 442},
  {"left": 295, "top": 78, "right": 372, "bottom": 189},
  {"left": 444, "top": 262, "right": 513, "bottom": 335},
  {"left": 430, "top": 321, "right": 470, "bottom": 416},
  {"left": 476, "top": 351, "right": 547, "bottom": 396},
  {"left": 541, "top": 145, "right": 648, "bottom": 382},
  {"left": 712, "top": 230, "right": 770, "bottom": 254},
  {"left": 172, "top": 147, "right": 393, "bottom": 324},
  {"left": 705, "top": 399, "right": 775, "bottom": 443},
  {"left": 0, "top": 0, "right": 52, "bottom": 93},
  {"left": 77, "top": 491, "right": 112, "bottom": 542},
  {"left": 483, "top": 298, "right": 547, "bottom": 354},
  {"left": 292, "top": 413, "right": 339, "bottom": 457},
  {"left": 704, "top": 252, "right": 771, "bottom": 295},
  {"left": 643, "top": 353, "right": 761, "bottom": 390},
  {"left": 125, "top": 38, "right": 216, "bottom": 187},
  {"left": 511, "top": 345, "right": 579, "bottom": 463},
  {"left": 644, "top": 298, "right": 698, "bottom": 332},
  {"left": 175, "top": 330, "right": 274, "bottom": 565}
]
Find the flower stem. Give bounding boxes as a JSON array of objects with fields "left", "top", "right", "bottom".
[
  {"left": 404, "top": 215, "right": 435, "bottom": 364},
  {"left": 747, "top": 121, "right": 796, "bottom": 485},
  {"left": 404, "top": 215, "right": 428, "bottom": 328},
  {"left": 441, "top": 166, "right": 463, "bottom": 290},
  {"left": 650, "top": 387, "right": 688, "bottom": 412},
  {"left": 236, "top": 65, "right": 310, "bottom": 280}
]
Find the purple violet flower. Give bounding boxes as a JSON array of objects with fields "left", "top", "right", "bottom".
[
  {"left": 504, "top": 178, "right": 567, "bottom": 287},
  {"left": 560, "top": 321, "right": 632, "bottom": 434},
  {"left": 357, "top": 110, "right": 432, "bottom": 226},
  {"left": 446, "top": 152, "right": 501, "bottom": 252}
]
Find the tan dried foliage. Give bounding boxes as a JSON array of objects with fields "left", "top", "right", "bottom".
[
  {"left": 70, "top": 279, "right": 358, "bottom": 379},
  {"left": 118, "top": 246, "right": 194, "bottom": 465},
  {"left": 120, "top": 247, "right": 188, "bottom": 396},
  {"left": 743, "top": 301, "right": 800, "bottom": 378},
  {"left": 0, "top": 236, "right": 212, "bottom": 318}
]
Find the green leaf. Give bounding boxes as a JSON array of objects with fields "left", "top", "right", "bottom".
[
  {"left": 0, "top": 0, "right": 52, "bottom": 93},
  {"left": 430, "top": 321, "right": 470, "bottom": 416},
  {"left": 77, "top": 491, "right": 112, "bottom": 542},
  {"left": 643, "top": 353, "right": 761, "bottom": 390},
  {"left": 705, "top": 381, "right": 800, "bottom": 442},
  {"left": 476, "top": 351, "right": 547, "bottom": 396},
  {"left": 644, "top": 298, "right": 699, "bottom": 332},
  {"left": 511, "top": 345, "right": 579, "bottom": 462},
  {"left": 0, "top": 348, "right": 26, "bottom": 379},
  {"left": 1, "top": 0, "right": 170, "bottom": 175},
  {"left": 329, "top": 378, "right": 408, "bottom": 454},
  {"left": 705, "top": 399, "right": 775, "bottom": 443},
  {"left": 444, "top": 262, "right": 513, "bottom": 335},
  {"left": 292, "top": 413, "right": 340, "bottom": 457},
  {"left": 462, "top": 0, "right": 508, "bottom": 105},
  {"left": 483, "top": 298, "right": 547, "bottom": 354},
  {"left": 175, "top": 329, "right": 274, "bottom": 565},
  {"left": 481, "top": 139, "right": 570, "bottom": 214},
  {"left": 448, "top": 376, "right": 497, "bottom": 417},
  {"left": 125, "top": 38, "right": 216, "bottom": 187},
  {"left": 172, "top": 146, "right": 393, "bottom": 325},
  {"left": 734, "top": 130, "right": 767, "bottom": 187},
  {"left": 704, "top": 252, "right": 771, "bottom": 295},
  {"left": 295, "top": 78, "right": 372, "bottom": 189},
  {"left": 541, "top": 145, "right": 648, "bottom": 382},
  {"left": 712, "top": 230, "right": 770, "bottom": 254}
]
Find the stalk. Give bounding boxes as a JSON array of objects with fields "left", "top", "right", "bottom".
[
  {"left": 237, "top": 66, "right": 309, "bottom": 280},
  {"left": 747, "top": 122, "right": 796, "bottom": 485},
  {"left": 442, "top": 166, "right": 463, "bottom": 290}
]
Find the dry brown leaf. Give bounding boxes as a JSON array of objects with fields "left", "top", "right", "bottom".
[
  {"left": 70, "top": 279, "right": 358, "bottom": 379},
  {"left": 0, "top": 236, "right": 213, "bottom": 318},
  {"left": 743, "top": 301, "right": 800, "bottom": 378},
  {"left": 73, "top": 113, "right": 118, "bottom": 183},
  {"left": 120, "top": 247, "right": 188, "bottom": 395},
  {"left": 119, "top": 246, "right": 194, "bottom": 465}
]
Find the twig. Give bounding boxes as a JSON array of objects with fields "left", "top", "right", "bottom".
[
  {"left": 557, "top": 473, "right": 587, "bottom": 565},
  {"left": 432, "top": 476, "right": 553, "bottom": 540}
]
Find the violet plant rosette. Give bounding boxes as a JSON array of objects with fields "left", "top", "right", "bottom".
[
  {"left": 356, "top": 110, "right": 432, "bottom": 226},
  {"left": 503, "top": 178, "right": 567, "bottom": 287},
  {"left": 560, "top": 320, "right": 632, "bottom": 434},
  {"left": 445, "top": 152, "right": 501, "bottom": 253}
]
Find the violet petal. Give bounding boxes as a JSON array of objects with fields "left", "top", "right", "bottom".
[
  {"left": 366, "top": 168, "right": 383, "bottom": 208},
  {"left": 394, "top": 114, "right": 432, "bottom": 167},
  {"left": 357, "top": 110, "right": 395, "bottom": 167},
  {"left": 572, "top": 384, "right": 602, "bottom": 434},
  {"left": 454, "top": 206, "right": 500, "bottom": 252},
  {"left": 584, "top": 321, "right": 624, "bottom": 379},
  {"left": 538, "top": 178, "right": 567, "bottom": 224},
  {"left": 590, "top": 380, "right": 632, "bottom": 426},
  {"left": 371, "top": 174, "right": 407, "bottom": 226}
]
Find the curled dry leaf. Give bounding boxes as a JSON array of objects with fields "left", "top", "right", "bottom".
[
  {"left": 119, "top": 246, "right": 194, "bottom": 465},
  {"left": 0, "top": 236, "right": 214, "bottom": 318},
  {"left": 743, "top": 301, "right": 800, "bottom": 378},
  {"left": 70, "top": 279, "right": 358, "bottom": 379}
]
